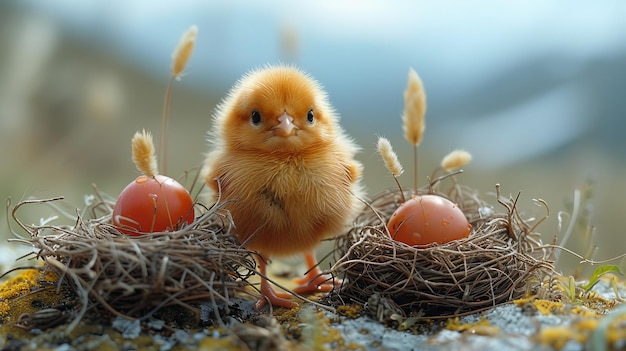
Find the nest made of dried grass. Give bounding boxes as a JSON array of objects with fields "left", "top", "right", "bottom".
[
  {"left": 332, "top": 179, "right": 558, "bottom": 318},
  {"left": 8, "top": 189, "right": 256, "bottom": 331}
]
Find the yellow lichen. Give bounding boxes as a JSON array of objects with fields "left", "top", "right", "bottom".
[
  {"left": 575, "top": 318, "right": 599, "bottom": 332},
  {"left": 197, "top": 336, "right": 245, "bottom": 351},
  {"left": 513, "top": 296, "right": 535, "bottom": 306},
  {"left": 0, "top": 268, "right": 62, "bottom": 320},
  {"left": 42, "top": 270, "right": 58, "bottom": 283},
  {"left": 537, "top": 315, "right": 622, "bottom": 350},
  {"left": 0, "top": 269, "right": 43, "bottom": 318},
  {"left": 274, "top": 305, "right": 302, "bottom": 324},
  {"left": 0, "top": 301, "right": 9, "bottom": 316},
  {"left": 604, "top": 311, "right": 626, "bottom": 345},
  {"left": 537, "top": 326, "right": 584, "bottom": 350},
  {"left": 571, "top": 306, "right": 598, "bottom": 318},
  {"left": 337, "top": 305, "right": 362, "bottom": 319},
  {"left": 300, "top": 310, "right": 365, "bottom": 351},
  {"left": 536, "top": 305, "right": 626, "bottom": 349},
  {"left": 445, "top": 317, "right": 498, "bottom": 335},
  {"left": 578, "top": 292, "right": 618, "bottom": 314},
  {"left": 0, "top": 269, "right": 41, "bottom": 300},
  {"left": 532, "top": 299, "right": 563, "bottom": 315},
  {"left": 607, "top": 325, "right": 626, "bottom": 345},
  {"left": 0, "top": 324, "right": 30, "bottom": 341}
]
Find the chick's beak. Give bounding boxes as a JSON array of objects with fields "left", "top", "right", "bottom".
[{"left": 273, "top": 112, "right": 295, "bottom": 137}]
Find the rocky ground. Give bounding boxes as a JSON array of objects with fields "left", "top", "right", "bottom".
[{"left": 0, "top": 249, "right": 624, "bottom": 351}]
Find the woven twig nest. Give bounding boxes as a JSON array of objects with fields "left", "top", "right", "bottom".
[
  {"left": 332, "top": 181, "right": 558, "bottom": 318},
  {"left": 9, "top": 190, "right": 255, "bottom": 331}
]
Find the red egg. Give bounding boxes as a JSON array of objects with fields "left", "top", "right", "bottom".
[
  {"left": 112, "top": 174, "right": 195, "bottom": 235},
  {"left": 387, "top": 194, "right": 471, "bottom": 246}
]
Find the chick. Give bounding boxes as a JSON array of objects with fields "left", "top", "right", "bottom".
[{"left": 202, "top": 65, "right": 364, "bottom": 310}]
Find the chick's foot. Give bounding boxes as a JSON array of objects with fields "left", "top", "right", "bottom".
[
  {"left": 292, "top": 270, "right": 341, "bottom": 294},
  {"left": 292, "top": 251, "right": 341, "bottom": 294},
  {"left": 254, "top": 282, "right": 298, "bottom": 311}
]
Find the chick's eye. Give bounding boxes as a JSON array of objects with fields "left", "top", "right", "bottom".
[
  {"left": 306, "top": 109, "right": 314, "bottom": 124},
  {"left": 250, "top": 110, "right": 262, "bottom": 126}
]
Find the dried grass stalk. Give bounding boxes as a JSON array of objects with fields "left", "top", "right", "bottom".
[
  {"left": 161, "top": 25, "right": 198, "bottom": 175},
  {"left": 332, "top": 180, "right": 557, "bottom": 318},
  {"left": 9, "top": 190, "right": 256, "bottom": 332}
]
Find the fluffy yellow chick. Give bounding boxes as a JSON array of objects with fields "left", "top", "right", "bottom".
[{"left": 202, "top": 65, "right": 364, "bottom": 310}]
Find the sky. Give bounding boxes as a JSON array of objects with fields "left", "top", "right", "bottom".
[{"left": 9, "top": 0, "right": 626, "bottom": 167}]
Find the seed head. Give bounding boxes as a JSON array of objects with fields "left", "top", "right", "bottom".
[
  {"left": 402, "top": 68, "right": 426, "bottom": 146},
  {"left": 377, "top": 137, "right": 404, "bottom": 177},
  {"left": 132, "top": 129, "right": 158, "bottom": 177},
  {"left": 171, "top": 25, "right": 198, "bottom": 79},
  {"left": 441, "top": 149, "right": 472, "bottom": 172}
]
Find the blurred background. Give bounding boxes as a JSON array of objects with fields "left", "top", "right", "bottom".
[{"left": 1, "top": 0, "right": 625, "bottom": 275}]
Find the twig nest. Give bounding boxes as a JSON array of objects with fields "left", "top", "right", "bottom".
[
  {"left": 10, "top": 193, "right": 256, "bottom": 330},
  {"left": 333, "top": 184, "right": 556, "bottom": 318}
]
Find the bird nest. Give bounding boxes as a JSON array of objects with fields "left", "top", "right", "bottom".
[
  {"left": 332, "top": 180, "right": 558, "bottom": 319},
  {"left": 7, "top": 188, "right": 256, "bottom": 331}
]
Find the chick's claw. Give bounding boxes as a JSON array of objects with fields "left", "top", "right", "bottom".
[
  {"left": 255, "top": 282, "right": 298, "bottom": 311},
  {"left": 254, "top": 256, "right": 298, "bottom": 311},
  {"left": 292, "top": 273, "right": 342, "bottom": 294},
  {"left": 292, "top": 251, "right": 342, "bottom": 294}
]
